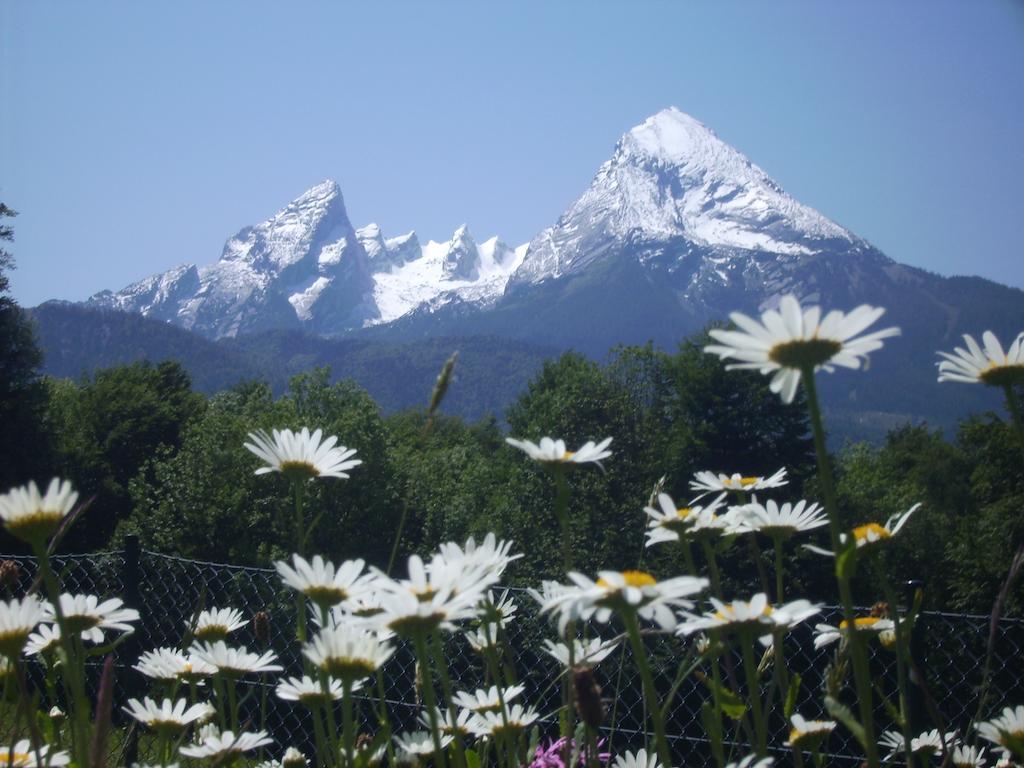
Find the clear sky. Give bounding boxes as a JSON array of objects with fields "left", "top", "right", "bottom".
[{"left": 3, "top": 1, "right": 1023, "bottom": 307}]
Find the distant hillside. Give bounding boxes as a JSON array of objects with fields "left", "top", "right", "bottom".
[{"left": 30, "top": 303, "right": 556, "bottom": 423}]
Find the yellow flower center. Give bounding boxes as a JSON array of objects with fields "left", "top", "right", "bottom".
[
  {"left": 724, "top": 477, "right": 760, "bottom": 488},
  {"left": 838, "top": 617, "right": 881, "bottom": 630},
  {"left": 768, "top": 338, "right": 843, "bottom": 368},
  {"left": 979, "top": 363, "right": 1024, "bottom": 387},
  {"left": 0, "top": 752, "right": 31, "bottom": 766},
  {"left": 676, "top": 507, "right": 692, "bottom": 519},
  {"left": 714, "top": 604, "right": 773, "bottom": 621},
  {"left": 279, "top": 460, "right": 320, "bottom": 479},
  {"left": 561, "top": 450, "right": 575, "bottom": 460},
  {"left": 597, "top": 570, "right": 656, "bottom": 589},
  {"left": 852, "top": 523, "right": 891, "bottom": 544}
]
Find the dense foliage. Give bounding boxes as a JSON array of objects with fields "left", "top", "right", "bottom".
[{"left": 4, "top": 304, "right": 1023, "bottom": 614}]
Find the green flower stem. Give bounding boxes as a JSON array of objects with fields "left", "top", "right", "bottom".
[
  {"left": 554, "top": 469, "right": 571, "bottom": 573},
  {"left": 227, "top": 678, "right": 239, "bottom": 731},
  {"left": 708, "top": 653, "right": 727, "bottom": 768},
  {"left": 431, "top": 633, "right": 468, "bottom": 768},
  {"left": 623, "top": 609, "right": 671, "bottom": 768},
  {"left": 800, "top": 366, "right": 880, "bottom": 768},
  {"left": 32, "top": 543, "right": 89, "bottom": 767},
  {"left": 739, "top": 632, "right": 768, "bottom": 756},
  {"left": 412, "top": 631, "right": 448, "bottom": 768},
  {"left": 375, "top": 670, "right": 396, "bottom": 767},
  {"left": 552, "top": 467, "right": 578, "bottom": 752},
  {"left": 318, "top": 671, "right": 342, "bottom": 765},
  {"left": 877, "top": 568, "right": 914, "bottom": 767},
  {"left": 700, "top": 538, "right": 724, "bottom": 599},
  {"left": 678, "top": 539, "right": 697, "bottom": 576},
  {"left": 341, "top": 680, "right": 356, "bottom": 768},
  {"left": 772, "top": 535, "right": 786, "bottom": 603},
  {"left": 292, "top": 480, "right": 308, "bottom": 643},
  {"left": 309, "top": 703, "right": 330, "bottom": 768},
  {"left": 1003, "top": 384, "right": 1024, "bottom": 466}
]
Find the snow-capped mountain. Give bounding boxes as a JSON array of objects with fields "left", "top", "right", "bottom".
[
  {"left": 90, "top": 180, "right": 526, "bottom": 337},
  {"left": 89, "top": 106, "right": 1022, "bottom": 365},
  {"left": 508, "top": 107, "right": 886, "bottom": 310}
]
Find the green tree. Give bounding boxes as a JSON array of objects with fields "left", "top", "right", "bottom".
[
  {"left": 47, "top": 360, "right": 206, "bottom": 550},
  {"left": 0, "top": 203, "right": 51, "bottom": 496},
  {"left": 123, "top": 371, "right": 402, "bottom": 566}
]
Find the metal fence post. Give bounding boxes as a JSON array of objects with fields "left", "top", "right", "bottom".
[{"left": 121, "top": 535, "right": 142, "bottom": 765}]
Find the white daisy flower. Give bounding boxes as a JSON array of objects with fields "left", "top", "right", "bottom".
[
  {"left": 813, "top": 617, "right": 896, "bottom": 650},
  {"left": 911, "top": 729, "right": 960, "bottom": 756},
  {"left": 468, "top": 702, "right": 539, "bottom": 737},
  {"left": 0, "top": 739, "right": 70, "bottom": 767},
  {"left": 612, "top": 749, "right": 661, "bottom": 768},
  {"left": 24, "top": 624, "right": 61, "bottom": 656},
  {"left": 189, "top": 640, "right": 282, "bottom": 677},
  {"left": 938, "top": 331, "right": 1024, "bottom": 387},
  {"left": 733, "top": 498, "right": 829, "bottom": 538},
  {"left": 465, "top": 589, "right": 518, "bottom": 650},
  {"left": 437, "top": 535, "right": 522, "bottom": 585},
  {"left": 977, "top": 705, "right": 1024, "bottom": 756},
  {"left": 725, "top": 755, "right": 773, "bottom": 768},
  {"left": 0, "top": 596, "right": 47, "bottom": 658},
  {"left": 179, "top": 730, "right": 273, "bottom": 760},
  {"left": 0, "top": 478, "right": 78, "bottom": 543},
  {"left": 275, "top": 555, "right": 375, "bottom": 609},
  {"left": 644, "top": 492, "right": 733, "bottom": 547},
  {"left": 123, "top": 697, "right": 213, "bottom": 735},
  {"left": 192, "top": 607, "right": 247, "bottom": 641},
  {"left": 282, "top": 747, "right": 308, "bottom": 768},
  {"left": 452, "top": 684, "right": 525, "bottom": 713},
  {"left": 275, "top": 675, "right": 344, "bottom": 706},
  {"left": 505, "top": 436, "right": 612, "bottom": 469},
  {"left": 392, "top": 730, "right": 453, "bottom": 757},
  {"left": 690, "top": 469, "right": 788, "bottom": 494},
  {"left": 879, "top": 730, "right": 907, "bottom": 761},
  {"left": 302, "top": 625, "right": 394, "bottom": 684},
  {"left": 418, "top": 707, "right": 474, "bottom": 738},
  {"left": 542, "top": 637, "right": 618, "bottom": 668},
  {"left": 134, "top": 648, "right": 216, "bottom": 681},
  {"left": 370, "top": 554, "right": 490, "bottom": 636},
  {"left": 541, "top": 570, "right": 708, "bottom": 632},
  {"left": 244, "top": 427, "right": 361, "bottom": 480},
  {"left": 46, "top": 594, "right": 138, "bottom": 643},
  {"left": 805, "top": 504, "right": 921, "bottom": 557},
  {"left": 785, "top": 713, "right": 836, "bottom": 747},
  {"left": 705, "top": 294, "right": 900, "bottom": 403},
  {"left": 952, "top": 744, "right": 988, "bottom": 768},
  {"left": 678, "top": 594, "right": 820, "bottom": 642}
]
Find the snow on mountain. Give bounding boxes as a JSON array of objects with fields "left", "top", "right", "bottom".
[
  {"left": 369, "top": 226, "right": 526, "bottom": 325},
  {"left": 510, "top": 107, "right": 863, "bottom": 289},
  {"left": 90, "top": 180, "right": 524, "bottom": 336},
  {"left": 89, "top": 106, "right": 895, "bottom": 339}
]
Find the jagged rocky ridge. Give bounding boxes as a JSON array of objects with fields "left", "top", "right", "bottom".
[{"left": 89, "top": 180, "right": 526, "bottom": 338}]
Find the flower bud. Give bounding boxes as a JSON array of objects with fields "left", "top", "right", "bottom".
[
  {"left": 252, "top": 610, "right": 271, "bottom": 645},
  {"left": 49, "top": 706, "right": 65, "bottom": 723},
  {"left": 0, "top": 560, "right": 20, "bottom": 591},
  {"left": 282, "top": 747, "right": 307, "bottom": 768},
  {"left": 572, "top": 665, "right": 604, "bottom": 729}
]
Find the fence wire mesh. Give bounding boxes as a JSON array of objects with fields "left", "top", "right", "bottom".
[{"left": 1, "top": 543, "right": 1021, "bottom": 766}]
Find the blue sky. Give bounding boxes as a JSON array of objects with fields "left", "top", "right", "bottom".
[{"left": 3, "top": 1, "right": 1023, "bottom": 307}]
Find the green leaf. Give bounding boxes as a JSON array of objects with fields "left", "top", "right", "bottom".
[
  {"left": 695, "top": 670, "right": 747, "bottom": 720},
  {"left": 784, "top": 673, "right": 802, "bottom": 719},
  {"left": 825, "top": 695, "right": 867, "bottom": 748},
  {"left": 465, "top": 749, "right": 481, "bottom": 768}
]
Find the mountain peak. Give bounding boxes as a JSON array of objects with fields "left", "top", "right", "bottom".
[{"left": 624, "top": 107, "right": 719, "bottom": 163}]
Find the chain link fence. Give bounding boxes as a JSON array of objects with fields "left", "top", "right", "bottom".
[{"left": 2, "top": 541, "right": 1021, "bottom": 766}]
